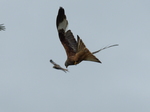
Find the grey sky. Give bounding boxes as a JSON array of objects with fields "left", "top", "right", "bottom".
[{"left": 0, "top": 0, "right": 150, "bottom": 112}]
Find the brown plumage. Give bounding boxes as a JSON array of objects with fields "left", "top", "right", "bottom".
[
  {"left": 56, "top": 7, "right": 101, "bottom": 68},
  {"left": 50, "top": 60, "right": 68, "bottom": 73}
]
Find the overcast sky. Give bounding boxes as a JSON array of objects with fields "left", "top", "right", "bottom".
[{"left": 1, "top": 0, "right": 150, "bottom": 112}]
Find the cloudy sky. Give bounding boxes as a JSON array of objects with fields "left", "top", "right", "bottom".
[{"left": 1, "top": 0, "right": 150, "bottom": 112}]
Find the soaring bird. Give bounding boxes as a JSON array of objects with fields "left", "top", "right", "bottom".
[
  {"left": 56, "top": 7, "right": 101, "bottom": 68},
  {"left": 50, "top": 60, "right": 68, "bottom": 73}
]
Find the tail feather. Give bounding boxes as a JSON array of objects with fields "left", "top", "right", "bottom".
[{"left": 84, "top": 51, "right": 101, "bottom": 63}]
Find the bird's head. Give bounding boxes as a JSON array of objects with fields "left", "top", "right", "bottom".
[
  {"left": 65, "top": 61, "right": 68, "bottom": 68},
  {"left": 65, "top": 59, "right": 75, "bottom": 68}
]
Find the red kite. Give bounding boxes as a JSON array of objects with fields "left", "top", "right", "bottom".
[{"left": 56, "top": 7, "right": 101, "bottom": 68}]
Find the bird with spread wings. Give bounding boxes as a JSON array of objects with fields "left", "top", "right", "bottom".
[{"left": 56, "top": 7, "right": 102, "bottom": 68}]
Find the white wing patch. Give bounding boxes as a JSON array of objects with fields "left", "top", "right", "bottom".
[{"left": 57, "top": 19, "right": 68, "bottom": 32}]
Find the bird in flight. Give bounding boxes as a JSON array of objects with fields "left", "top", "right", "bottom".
[
  {"left": 56, "top": 7, "right": 101, "bottom": 68},
  {"left": 50, "top": 60, "right": 68, "bottom": 73},
  {"left": 0, "top": 24, "right": 5, "bottom": 31}
]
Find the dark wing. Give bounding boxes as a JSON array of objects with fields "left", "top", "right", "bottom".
[
  {"left": 0, "top": 24, "right": 5, "bottom": 31},
  {"left": 65, "top": 30, "right": 78, "bottom": 53},
  {"left": 56, "top": 7, "right": 77, "bottom": 57},
  {"left": 56, "top": 7, "right": 68, "bottom": 31},
  {"left": 58, "top": 30, "right": 77, "bottom": 56}
]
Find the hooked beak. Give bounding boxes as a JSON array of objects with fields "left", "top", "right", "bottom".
[{"left": 65, "top": 65, "right": 68, "bottom": 68}]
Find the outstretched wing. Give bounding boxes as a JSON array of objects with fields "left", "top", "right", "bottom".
[
  {"left": 56, "top": 7, "right": 77, "bottom": 57},
  {"left": 58, "top": 29, "right": 77, "bottom": 57},
  {"left": 56, "top": 7, "right": 68, "bottom": 31}
]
